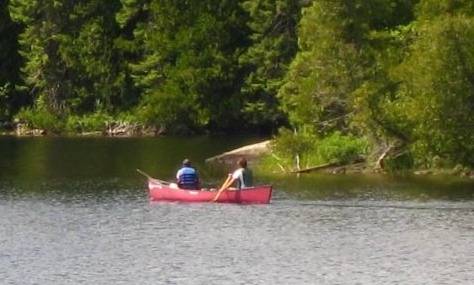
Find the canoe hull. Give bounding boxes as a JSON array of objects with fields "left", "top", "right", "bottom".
[{"left": 148, "top": 180, "right": 272, "bottom": 204}]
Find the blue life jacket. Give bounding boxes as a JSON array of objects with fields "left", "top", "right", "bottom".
[{"left": 177, "top": 167, "right": 199, "bottom": 189}]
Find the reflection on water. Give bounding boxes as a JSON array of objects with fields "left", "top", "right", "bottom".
[
  {"left": 0, "top": 136, "right": 263, "bottom": 182},
  {"left": 268, "top": 173, "right": 474, "bottom": 201},
  {"left": 0, "top": 137, "right": 473, "bottom": 284}
]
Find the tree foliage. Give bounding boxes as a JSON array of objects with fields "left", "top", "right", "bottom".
[
  {"left": 0, "top": 0, "right": 26, "bottom": 120},
  {"left": 278, "top": 0, "right": 373, "bottom": 135},
  {"left": 119, "top": 0, "right": 250, "bottom": 131},
  {"left": 239, "top": 0, "right": 301, "bottom": 129},
  {"left": 9, "top": 0, "right": 134, "bottom": 116},
  {"left": 1, "top": 0, "right": 473, "bottom": 168},
  {"left": 394, "top": 3, "right": 474, "bottom": 166}
]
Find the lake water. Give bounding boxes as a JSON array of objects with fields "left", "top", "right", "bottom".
[{"left": 1, "top": 136, "right": 473, "bottom": 284}]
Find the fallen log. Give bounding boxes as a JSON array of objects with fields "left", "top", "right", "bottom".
[
  {"left": 205, "top": 140, "right": 271, "bottom": 164},
  {"left": 290, "top": 157, "right": 366, "bottom": 174},
  {"left": 290, "top": 162, "right": 340, "bottom": 174}
]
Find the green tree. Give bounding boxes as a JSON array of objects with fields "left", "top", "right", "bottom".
[
  {"left": 9, "top": 0, "right": 134, "bottom": 118},
  {"left": 278, "top": 0, "right": 373, "bottom": 135},
  {"left": 10, "top": 0, "right": 75, "bottom": 114},
  {"left": 274, "top": 0, "right": 421, "bottom": 167},
  {"left": 393, "top": 1, "right": 474, "bottom": 166},
  {"left": 0, "top": 0, "right": 26, "bottom": 121},
  {"left": 239, "top": 0, "right": 301, "bottom": 130},
  {"left": 350, "top": 1, "right": 417, "bottom": 145},
  {"left": 119, "top": 0, "right": 249, "bottom": 132}
]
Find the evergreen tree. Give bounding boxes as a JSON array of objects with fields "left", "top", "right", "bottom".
[
  {"left": 10, "top": 0, "right": 75, "bottom": 114},
  {"left": 0, "top": 0, "right": 26, "bottom": 121},
  {"left": 9, "top": 0, "right": 133, "bottom": 117},
  {"left": 278, "top": 0, "right": 373, "bottom": 135},
  {"left": 239, "top": 0, "right": 301, "bottom": 130},
  {"left": 119, "top": 0, "right": 249, "bottom": 132}
]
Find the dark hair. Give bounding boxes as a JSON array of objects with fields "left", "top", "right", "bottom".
[
  {"left": 183, "top": 158, "right": 191, "bottom": 166},
  {"left": 237, "top": 158, "right": 247, "bottom": 168}
]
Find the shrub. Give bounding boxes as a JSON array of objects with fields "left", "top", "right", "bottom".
[
  {"left": 271, "top": 128, "right": 313, "bottom": 159},
  {"left": 65, "top": 112, "right": 113, "bottom": 133},
  {"left": 15, "top": 108, "right": 65, "bottom": 133},
  {"left": 269, "top": 129, "right": 368, "bottom": 171},
  {"left": 316, "top": 132, "right": 369, "bottom": 164},
  {"left": 271, "top": 128, "right": 317, "bottom": 167}
]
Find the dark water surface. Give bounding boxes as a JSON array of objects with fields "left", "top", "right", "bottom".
[{"left": 1, "top": 137, "right": 473, "bottom": 284}]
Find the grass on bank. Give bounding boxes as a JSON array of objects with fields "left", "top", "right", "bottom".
[
  {"left": 14, "top": 108, "right": 141, "bottom": 135},
  {"left": 255, "top": 129, "right": 473, "bottom": 176},
  {"left": 256, "top": 129, "right": 369, "bottom": 173}
]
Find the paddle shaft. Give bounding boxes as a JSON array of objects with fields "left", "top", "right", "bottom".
[
  {"left": 136, "top": 169, "right": 172, "bottom": 185},
  {"left": 211, "top": 174, "right": 234, "bottom": 202}
]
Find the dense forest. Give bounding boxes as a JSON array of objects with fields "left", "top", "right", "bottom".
[{"left": 1, "top": 0, "right": 473, "bottom": 171}]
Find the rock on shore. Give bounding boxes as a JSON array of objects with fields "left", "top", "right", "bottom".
[{"left": 205, "top": 140, "right": 271, "bottom": 164}]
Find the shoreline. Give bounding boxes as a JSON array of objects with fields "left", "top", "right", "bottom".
[
  {"left": 204, "top": 141, "right": 474, "bottom": 179},
  {"left": 0, "top": 131, "right": 160, "bottom": 138},
  {"left": 0, "top": 124, "right": 163, "bottom": 137}
]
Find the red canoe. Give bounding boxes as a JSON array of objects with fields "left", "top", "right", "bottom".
[{"left": 148, "top": 180, "right": 272, "bottom": 204}]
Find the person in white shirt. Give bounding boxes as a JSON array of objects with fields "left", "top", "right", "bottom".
[{"left": 211, "top": 158, "right": 253, "bottom": 201}]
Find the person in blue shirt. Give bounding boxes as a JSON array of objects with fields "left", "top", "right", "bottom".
[{"left": 176, "top": 159, "right": 200, "bottom": 190}]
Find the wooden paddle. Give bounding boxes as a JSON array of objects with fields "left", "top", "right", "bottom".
[
  {"left": 211, "top": 174, "right": 233, "bottom": 202},
  {"left": 136, "top": 169, "right": 172, "bottom": 185}
]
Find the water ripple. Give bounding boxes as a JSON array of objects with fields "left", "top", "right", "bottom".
[{"left": 1, "top": 191, "right": 473, "bottom": 284}]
